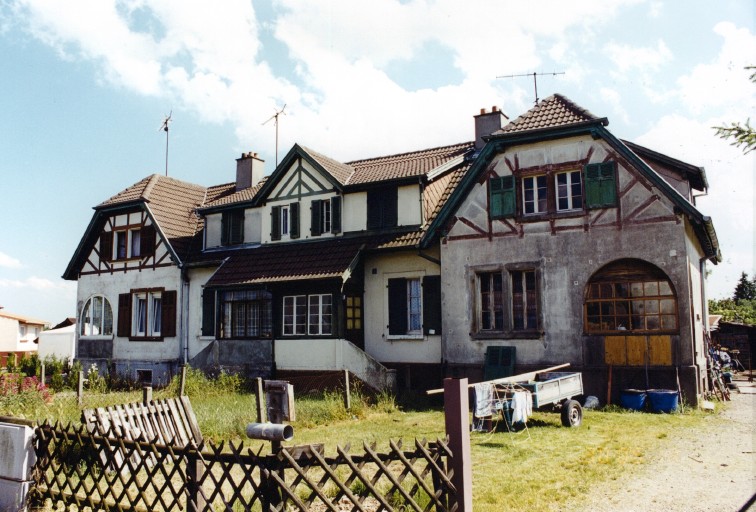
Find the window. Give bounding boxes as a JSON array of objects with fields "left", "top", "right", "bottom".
[
  {"left": 311, "top": 197, "right": 342, "bottom": 236},
  {"left": 522, "top": 175, "right": 548, "bottom": 215},
  {"left": 222, "top": 210, "right": 245, "bottom": 246},
  {"left": 387, "top": 276, "right": 441, "bottom": 337},
  {"left": 556, "top": 170, "right": 583, "bottom": 211},
  {"left": 345, "top": 295, "right": 362, "bottom": 330},
  {"left": 117, "top": 289, "right": 176, "bottom": 340},
  {"left": 281, "top": 294, "right": 332, "bottom": 336},
  {"left": 479, "top": 272, "right": 504, "bottom": 331},
  {"left": 308, "top": 294, "right": 333, "bottom": 335},
  {"left": 367, "top": 187, "right": 398, "bottom": 230},
  {"left": 585, "top": 259, "right": 677, "bottom": 334},
  {"left": 217, "top": 289, "right": 273, "bottom": 339},
  {"left": 474, "top": 268, "right": 540, "bottom": 335},
  {"left": 271, "top": 203, "right": 300, "bottom": 240},
  {"left": 100, "top": 225, "right": 155, "bottom": 261},
  {"left": 132, "top": 291, "right": 162, "bottom": 337},
  {"left": 80, "top": 295, "right": 113, "bottom": 336},
  {"left": 511, "top": 270, "right": 538, "bottom": 330}
]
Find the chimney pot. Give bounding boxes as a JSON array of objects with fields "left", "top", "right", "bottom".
[
  {"left": 480, "top": 108, "right": 486, "bottom": 115},
  {"left": 236, "top": 151, "right": 265, "bottom": 190},
  {"left": 474, "top": 106, "right": 508, "bottom": 151},
  {"left": 492, "top": 106, "right": 498, "bottom": 112}
]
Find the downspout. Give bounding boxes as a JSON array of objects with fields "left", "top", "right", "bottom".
[
  {"left": 180, "top": 265, "right": 190, "bottom": 365},
  {"left": 697, "top": 255, "right": 710, "bottom": 396}
]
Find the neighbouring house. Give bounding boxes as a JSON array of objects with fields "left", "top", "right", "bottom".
[
  {"left": 63, "top": 94, "right": 720, "bottom": 403},
  {"left": 426, "top": 95, "right": 719, "bottom": 404},
  {"left": 37, "top": 319, "right": 77, "bottom": 365},
  {"left": 0, "top": 309, "right": 48, "bottom": 367}
]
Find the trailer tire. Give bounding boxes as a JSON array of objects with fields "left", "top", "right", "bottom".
[{"left": 561, "top": 400, "right": 582, "bottom": 427}]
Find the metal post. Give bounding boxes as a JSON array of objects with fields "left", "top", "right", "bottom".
[
  {"left": 77, "top": 371, "right": 84, "bottom": 407},
  {"left": 256, "top": 377, "right": 266, "bottom": 423},
  {"left": 143, "top": 386, "right": 153, "bottom": 405},
  {"left": 179, "top": 365, "right": 187, "bottom": 397},
  {"left": 40, "top": 363, "right": 45, "bottom": 386},
  {"left": 343, "top": 370, "right": 351, "bottom": 411},
  {"left": 443, "top": 378, "right": 473, "bottom": 512}
]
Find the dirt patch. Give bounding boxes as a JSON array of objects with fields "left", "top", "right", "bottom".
[{"left": 564, "top": 375, "right": 756, "bottom": 512}]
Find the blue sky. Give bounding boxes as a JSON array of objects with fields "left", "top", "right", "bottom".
[{"left": 0, "top": 0, "right": 753, "bottom": 324}]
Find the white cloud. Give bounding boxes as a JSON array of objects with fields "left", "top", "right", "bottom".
[
  {"left": 605, "top": 39, "right": 673, "bottom": 74},
  {"left": 676, "top": 22, "right": 756, "bottom": 116},
  {"left": 0, "top": 251, "right": 22, "bottom": 269},
  {"left": 0, "top": 276, "right": 74, "bottom": 291},
  {"left": 600, "top": 87, "right": 630, "bottom": 124}
]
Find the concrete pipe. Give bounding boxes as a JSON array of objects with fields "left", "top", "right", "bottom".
[{"left": 245, "top": 422, "right": 294, "bottom": 441}]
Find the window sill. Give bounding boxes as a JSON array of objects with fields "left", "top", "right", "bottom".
[
  {"left": 79, "top": 335, "right": 114, "bottom": 341},
  {"left": 471, "top": 331, "right": 542, "bottom": 340},
  {"left": 128, "top": 336, "right": 164, "bottom": 342},
  {"left": 386, "top": 334, "right": 425, "bottom": 341}
]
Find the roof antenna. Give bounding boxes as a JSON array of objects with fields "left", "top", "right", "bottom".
[
  {"left": 263, "top": 104, "right": 286, "bottom": 167},
  {"left": 497, "top": 71, "right": 565, "bottom": 105},
  {"left": 159, "top": 111, "right": 172, "bottom": 176}
]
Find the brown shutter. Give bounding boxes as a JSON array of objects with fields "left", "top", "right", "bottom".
[
  {"left": 140, "top": 225, "right": 156, "bottom": 256},
  {"left": 271, "top": 206, "right": 281, "bottom": 240},
  {"left": 117, "top": 293, "right": 131, "bottom": 337},
  {"left": 99, "top": 232, "right": 113, "bottom": 262},
  {"left": 161, "top": 290, "right": 177, "bottom": 338}
]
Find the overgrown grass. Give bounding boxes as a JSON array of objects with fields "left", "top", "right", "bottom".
[{"left": 2, "top": 368, "right": 723, "bottom": 511}]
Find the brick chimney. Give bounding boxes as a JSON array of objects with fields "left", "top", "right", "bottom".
[
  {"left": 474, "top": 106, "right": 508, "bottom": 150},
  {"left": 236, "top": 152, "right": 265, "bottom": 191}
]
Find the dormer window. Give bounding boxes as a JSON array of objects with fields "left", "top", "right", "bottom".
[
  {"left": 367, "top": 187, "right": 397, "bottom": 230},
  {"left": 221, "top": 210, "right": 245, "bottom": 246},
  {"left": 311, "top": 197, "right": 342, "bottom": 236},
  {"left": 102, "top": 225, "right": 155, "bottom": 261},
  {"left": 271, "top": 203, "right": 300, "bottom": 241}
]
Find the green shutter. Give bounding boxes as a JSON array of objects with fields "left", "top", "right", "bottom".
[
  {"left": 270, "top": 206, "right": 281, "bottom": 240},
  {"left": 490, "top": 176, "right": 515, "bottom": 219},
  {"left": 422, "top": 275, "right": 442, "bottom": 335},
  {"left": 331, "top": 196, "right": 342, "bottom": 233},
  {"left": 584, "top": 162, "right": 617, "bottom": 208},
  {"left": 290, "top": 202, "right": 300, "bottom": 238},
  {"left": 311, "top": 200, "right": 322, "bottom": 236},
  {"left": 201, "top": 289, "right": 215, "bottom": 337}
]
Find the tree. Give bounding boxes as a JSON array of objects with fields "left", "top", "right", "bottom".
[
  {"left": 713, "top": 66, "right": 755, "bottom": 154},
  {"left": 733, "top": 271, "right": 756, "bottom": 301}
]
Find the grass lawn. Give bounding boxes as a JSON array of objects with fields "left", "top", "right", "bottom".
[{"left": 2, "top": 371, "right": 716, "bottom": 511}]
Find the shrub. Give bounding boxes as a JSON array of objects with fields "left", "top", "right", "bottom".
[{"left": 0, "top": 373, "right": 52, "bottom": 417}]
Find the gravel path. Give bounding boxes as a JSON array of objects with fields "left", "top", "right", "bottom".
[{"left": 564, "top": 375, "right": 756, "bottom": 512}]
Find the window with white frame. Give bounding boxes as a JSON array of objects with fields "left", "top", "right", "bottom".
[
  {"left": 280, "top": 206, "right": 290, "bottom": 237},
  {"left": 80, "top": 295, "right": 114, "bottom": 337},
  {"left": 522, "top": 175, "right": 548, "bottom": 215},
  {"left": 308, "top": 294, "right": 333, "bottom": 335},
  {"left": 132, "top": 290, "right": 162, "bottom": 337},
  {"left": 319, "top": 200, "right": 331, "bottom": 234},
  {"left": 388, "top": 277, "right": 423, "bottom": 336},
  {"left": 556, "top": 170, "right": 583, "bottom": 212},
  {"left": 130, "top": 228, "right": 142, "bottom": 257},
  {"left": 282, "top": 295, "right": 307, "bottom": 335}
]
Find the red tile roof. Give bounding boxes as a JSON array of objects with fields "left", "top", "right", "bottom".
[
  {"left": 496, "top": 94, "right": 602, "bottom": 135},
  {"left": 345, "top": 142, "right": 473, "bottom": 185},
  {"left": 202, "top": 177, "right": 269, "bottom": 209}
]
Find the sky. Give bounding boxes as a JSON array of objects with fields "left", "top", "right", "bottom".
[{"left": 0, "top": 0, "right": 753, "bottom": 325}]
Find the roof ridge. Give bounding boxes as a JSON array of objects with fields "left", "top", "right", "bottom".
[{"left": 141, "top": 173, "right": 161, "bottom": 202}]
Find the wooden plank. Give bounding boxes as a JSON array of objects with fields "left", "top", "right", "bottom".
[
  {"left": 626, "top": 335, "right": 646, "bottom": 366},
  {"left": 649, "top": 335, "right": 672, "bottom": 366},
  {"left": 180, "top": 395, "right": 204, "bottom": 444},
  {"left": 604, "top": 336, "right": 627, "bottom": 365},
  {"left": 166, "top": 398, "right": 190, "bottom": 446},
  {"left": 426, "top": 363, "right": 570, "bottom": 395}
]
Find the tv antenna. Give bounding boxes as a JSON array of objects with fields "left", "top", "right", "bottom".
[
  {"left": 497, "top": 71, "right": 565, "bottom": 105},
  {"left": 263, "top": 104, "right": 286, "bottom": 167},
  {"left": 159, "top": 111, "right": 172, "bottom": 176}
]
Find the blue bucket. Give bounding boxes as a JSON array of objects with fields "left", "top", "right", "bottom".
[
  {"left": 620, "top": 389, "right": 647, "bottom": 411},
  {"left": 647, "top": 389, "right": 679, "bottom": 413}
]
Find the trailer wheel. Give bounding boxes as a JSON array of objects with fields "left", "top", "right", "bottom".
[{"left": 561, "top": 400, "right": 582, "bottom": 427}]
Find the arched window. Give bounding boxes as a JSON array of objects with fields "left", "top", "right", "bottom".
[
  {"left": 80, "top": 295, "right": 113, "bottom": 336},
  {"left": 584, "top": 259, "right": 678, "bottom": 334}
]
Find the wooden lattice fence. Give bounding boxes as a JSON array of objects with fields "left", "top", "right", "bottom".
[{"left": 30, "top": 422, "right": 457, "bottom": 511}]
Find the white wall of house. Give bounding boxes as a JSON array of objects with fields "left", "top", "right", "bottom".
[
  {"left": 363, "top": 249, "right": 442, "bottom": 364},
  {"left": 245, "top": 209, "right": 262, "bottom": 244},
  {"left": 0, "top": 316, "right": 42, "bottom": 353},
  {"left": 76, "top": 266, "right": 182, "bottom": 362},
  {"left": 186, "top": 266, "right": 217, "bottom": 360}
]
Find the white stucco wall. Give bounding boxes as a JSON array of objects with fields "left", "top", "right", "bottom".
[
  {"left": 343, "top": 191, "right": 367, "bottom": 232},
  {"left": 363, "top": 249, "right": 442, "bottom": 364},
  {"left": 37, "top": 326, "right": 76, "bottom": 364}
]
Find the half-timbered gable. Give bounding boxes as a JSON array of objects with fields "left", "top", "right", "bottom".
[{"left": 427, "top": 94, "right": 720, "bottom": 404}]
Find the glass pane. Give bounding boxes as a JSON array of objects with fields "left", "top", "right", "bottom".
[
  {"left": 586, "top": 316, "right": 601, "bottom": 331},
  {"left": 630, "top": 282, "right": 644, "bottom": 297},
  {"left": 631, "top": 300, "right": 645, "bottom": 314},
  {"left": 600, "top": 302, "right": 615, "bottom": 316},
  {"left": 346, "top": 319, "right": 353, "bottom": 330},
  {"left": 600, "top": 284, "right": 613, "bottom": 298},
  {"left": 354, "top": 297, "right": 361, "bottom": 307},
  {"left": 586, "top": 302, "right": 600, "bottom": 316},
  {"left": 644, "top": 281, "right": 659, "bottom": 296},
  {"left": 482, "top": 311, "right": 492, "bottom": 330},
  {"left": 645, "top": 299, "right": 659, "bottom": 314},
  {"left": 631, "top": 315, "right": 643, "bottom": 330},
  {"left": 661, "top": 315, "right": 676, "bottom": 329},
  {"left": 646, "top": 316, "right": 660, "bottom": 330},
  {"left": 588, "top": 283, "right": 601, "bottom": 299},
  {"left": 659, "top": 281, "right": 673, "bottom": 296},
  {"left": 660, "top": 299, "right": 676, "bottom": 314},
  {"left": 615, "top": 283, "right": 629, "bottom": 298}
]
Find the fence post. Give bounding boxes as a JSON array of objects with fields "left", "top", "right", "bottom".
[
  {"left": 40, "top": 363, "right": 46, "bottom": 386},
  {"left": 143, "top": 386, "right": 152, "bottom": 405},
  {"left": 186, "top": 450, "right": 206, "bottom": 512},
  {"left": 179, "top": 365, "right": 187, "bottom": 397},
  {"left": 443, "top": 378, "right": 473, "bottom": 512},
  {"left": 77, "top": 370, "right": 84, "bottom": 406},
  {"left": 255, "top": 377, "right": 266, "bottom": 423},
  {"left": 343, "top": 370, "right": 351, "bottom": 411}
]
